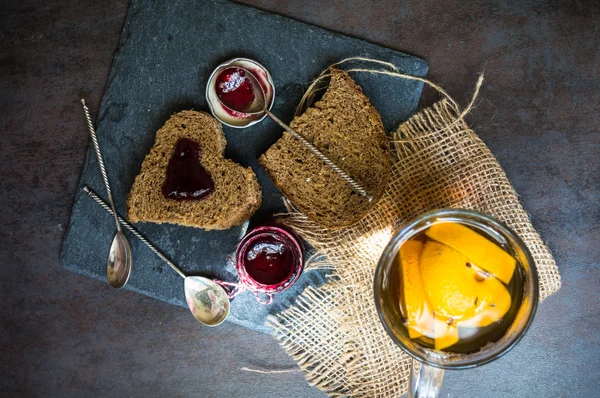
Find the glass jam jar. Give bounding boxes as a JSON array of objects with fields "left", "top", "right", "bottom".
[{"left": 235, "top": 223, "right": 304, "bottom": 294}]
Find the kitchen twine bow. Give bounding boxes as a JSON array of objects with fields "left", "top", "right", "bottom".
[{"left": 214, "top": 256, "right": 274, "bottom": 305}]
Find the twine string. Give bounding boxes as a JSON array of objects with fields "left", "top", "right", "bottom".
[
  {"left": 213, "top": 256, "right": 274, "bottom": 305},
  {"left": 295, "top": 57, "right": 484, "bottom": 139}
]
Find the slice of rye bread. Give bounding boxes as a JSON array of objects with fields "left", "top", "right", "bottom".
[
  {"left": 259, "top": 68, "right": 391, "bottom": 228},
  {"left": 127, "top": 110, "right": 261, "bottom": 230}
]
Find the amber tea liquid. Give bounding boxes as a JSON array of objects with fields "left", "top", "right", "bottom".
[{"left": 393, "top": 221, "right": 525, "bottom": 354}]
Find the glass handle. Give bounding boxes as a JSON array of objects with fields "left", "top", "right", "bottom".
[{"left": 408, "top": 360, "right": 445, "bottom": 398}]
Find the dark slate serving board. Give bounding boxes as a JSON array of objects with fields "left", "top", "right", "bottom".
[{"left": 60, "top": 0, "right": 428, "bottom": 334}]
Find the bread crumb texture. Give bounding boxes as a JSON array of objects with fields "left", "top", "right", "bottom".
[
  {"left": 259, "top": 69, "right": 391, "bottom": 228},
  {"left": 127, "top": 110, "right": 262, "bottom": 230}
]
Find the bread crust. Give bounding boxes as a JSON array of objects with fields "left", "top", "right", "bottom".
[
  {"left": 127, "top": 111, "right": 262, "bottom": 230},
  {"left": 259, "top": 69, "right": 390, "bottom": 229}
]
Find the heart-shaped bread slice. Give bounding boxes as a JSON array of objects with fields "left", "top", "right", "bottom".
[
  {"left": 127, "top": 110, "right": 261, "bottom": 230},
  {"left": 259, "top": 69, "right": 391, "bottom": 228}
]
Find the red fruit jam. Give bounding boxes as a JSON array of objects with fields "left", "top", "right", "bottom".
[
  {"left": 235, "top": 224, "right": 304, "bottom": 293},
  {"left": 215, "top": 67, "right": 256, "bottom": 113},
  {"left": 162, "top": 138, "right": 214, "bottom": 201},
  {"left": 244, "top": 235, "right": 294, "bottom": 285}
]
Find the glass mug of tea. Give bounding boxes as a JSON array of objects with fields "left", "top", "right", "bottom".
[{"left": 374, "top": 209, "right": 538, "bottom": 398}]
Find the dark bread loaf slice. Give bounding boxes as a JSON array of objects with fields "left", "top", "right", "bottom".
[
  {"left": 127, "top": 110, "right": 261, "bottom": 230},
  {"left": 259, "top": 69, "right": 390, "bottom": 228}
]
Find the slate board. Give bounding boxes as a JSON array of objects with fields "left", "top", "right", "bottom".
[{"left": 60, "top": 0, "right": 428, "bottom": 334}]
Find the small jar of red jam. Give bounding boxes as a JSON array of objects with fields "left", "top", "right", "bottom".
[
  {"left": 235, "top": 223, "right": 304, "bottom": 294},
  {"left": 206, "top": 57, "right": 275, "bottom": 128}
]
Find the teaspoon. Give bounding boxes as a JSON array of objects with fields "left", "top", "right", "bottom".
[
  {"left": 81, "top": 99, "right": 132, "bottom": 288},
  {"left": 217, "top": 68, "right": 372, "bottom": 201},
  {"left": 83, "top": 186, "right": 230, "bottom": 326}
]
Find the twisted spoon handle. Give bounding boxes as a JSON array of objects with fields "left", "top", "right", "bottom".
[
  {"left": 82, "top": 186, "right": 186, "bottom": 279},
  {"left": 80, "top": 99, "right": 123, "bottom": 231},
  {"left": 264, "top": 108, "right": 373, "bottom": 202}
]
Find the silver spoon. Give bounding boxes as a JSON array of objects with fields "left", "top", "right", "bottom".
[
  {"left": 218, "top": 68, "right": 373, "bottom": 201},
  {"left": 81, "top": 99, "right": 132, "bottom": 288},
  {"left": 82, "top": 186, "right": 230, "bottom": 326}
]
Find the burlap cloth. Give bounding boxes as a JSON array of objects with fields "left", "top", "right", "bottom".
[{"left": 266, "top": 64, "right": 561, "bottom": 397}]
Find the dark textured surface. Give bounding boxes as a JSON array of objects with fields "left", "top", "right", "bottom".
[
  {"left": 1, "top": 0, "right": 599, "bottom": 397},
  {"left": 59, "top": 0, "right": 428, "bottom": 334}
]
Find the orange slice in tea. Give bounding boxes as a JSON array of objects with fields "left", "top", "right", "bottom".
[
  {"left": 420, "top": 241, "right": 480, "bottom": 319},
  {"left": 425, "top": 222, "right": 516, "bottom": 284},
  {"left": 398, "top": 240, "right": 435, "bottom": 339},
  {"left": 458, "top": 265, "right": 512, "bottom": 328},
  {"left": 419, "top": 241, "right": 513, "bottom": 348}
]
